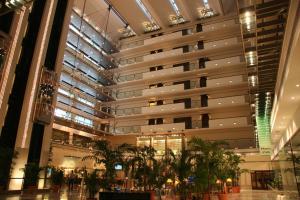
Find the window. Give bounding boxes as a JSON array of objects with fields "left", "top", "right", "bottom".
[
  {"left": 149, "top": 66, "right": 163, "bottom": 71},
  {"left": 173, "top": 98, "right": 191, "bottom": 108},
  {"left": 198, "top": 41, "right": 204, "bottom": 50},
  {"left": 149, "top": 100, "right": 164, "bottom": 106},
  {"left": 77, "top": 96, "right": 95, "bottom": 107},
  {"left": 202, "top": 114, "right": 209, "bottom": 128},
  {"left": 58, "top": 88, "right": 74, "bottom": 98},
  {"left": 74, "top": 115, "right": 93, "bottom": 127},
  {"left": 148, "top": 118, "right": 164, "bottom": 125},
  {"left": 200, "top": 77, "right": 207, "bottom": 87},
  {"left": 54, "top": 108, "right": 71, "bottom": 120},
  {"left": 173, "top": 80, "right": 190, "bottom": 89},
  {"left": 173, "top": 62, "right": 189, "bottom": 71},
  {"left": 173, "top": 117, "right": 192, "bottom": 129},
  {"left": 201, "top": 94, "right": 208, "bottom": 107}
]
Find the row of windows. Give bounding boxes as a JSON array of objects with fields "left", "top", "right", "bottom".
[{"left": 54, "top": 108, "right": 93, "bottom": 127}]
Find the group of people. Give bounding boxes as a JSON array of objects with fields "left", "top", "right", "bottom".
[{"left": 66, "top": 170, "right": 81, "bottom": 191}]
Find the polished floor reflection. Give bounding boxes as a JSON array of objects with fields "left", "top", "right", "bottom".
[{"left": 0, "top": 190, "right": 298, "bottom": 200}]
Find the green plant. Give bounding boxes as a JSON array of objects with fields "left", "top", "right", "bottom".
[
  {"left": 85, "top": 170, "right": 100, "bottom": 199},
  {"left": 83, "top": 140, "right": 121, "bottom": 190},
  {"left": 189, "top": 138, "right": 228, "bottom": 196},
  {"left": 225, "top": 151, "right": 244, "bottom": 187},
  {"left": 148, "top": 158, "right": 170, "bottom": 200},
  {"left": 23, "top": 162, "right": 43, "bottom": 188},
  {"left": 165, "top": 149, "right": 192, "bottom": 200},
  {"left": 50, "top": 167, "right": 64, "bottom": 186},
  {"left": 130, "top": 145, "right": 157, "bottom": 191}
]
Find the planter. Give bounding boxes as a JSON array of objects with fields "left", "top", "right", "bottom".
[
  {"left": 232, "top": 186, "right": 240, "bottom": 193},
  {"left": 148, "top": 190, "right": 155, "bottom": 200},
  {"left": 217, "top": 193, "right": 228, "bottom": 200}
]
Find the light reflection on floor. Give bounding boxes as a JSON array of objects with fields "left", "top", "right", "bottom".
[{"left": 0, "top": 190, "right": 298, "bottom": 200}]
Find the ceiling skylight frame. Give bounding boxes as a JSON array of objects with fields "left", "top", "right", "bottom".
[
  {"left": 168, "top": 0, "right": 186, "bottom": 25},
  {"left": 135, "top": 0, "right": 160, "bottom": 32},
  {"left": 198, "top": 0, "right": 218, "bottom": 19}
]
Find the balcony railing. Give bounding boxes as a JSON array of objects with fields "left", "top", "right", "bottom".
[
  {"left": 116, "top": 76, "right": 245, "bottom": 100},
  {"left": 120, "top": 19, "right": 236, "bottom": 51},
  {"left": 54, "top": 115, "right": 110, "bottom": 135},
  {"left": 114, "top": 96, "right": 245, "bottom": 116},
  {"left": 116, "top": 55, "right": 243, "bottom": 84},
  {"left": 112, "top": 117, "right": 249, "bottom": 135}
]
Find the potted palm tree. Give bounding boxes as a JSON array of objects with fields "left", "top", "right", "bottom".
[
  {"left": 50, "top": 167, "right": 64, "bottom": 192},
  {"left": 148, "top": 159, "right": 170, "bottom": 200},
  {"left": 85, "top": 170, "right": 100, "bottom": 200},
  {"left": 83, "top": 140, "right": 121, "bottom": 190},
  {"left": 189, "top": 137, "right": 228, "bottom": 200},
  {"left": 165, "top": 148, "right": 192, "bottom": 200},
  {"left": 23, "top": 162, "right": 43, "bottom": 191},
  {"left": 226, "top": 153, "right": 244, "bottom": 193}
]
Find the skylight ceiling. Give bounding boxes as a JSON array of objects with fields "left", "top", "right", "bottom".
[
  {"left": 167, "top": 0, "right": 185, "bottom": 25},
  {"left": 135, "top": 0, "right": 160, "bottom": 32},
  {"left": 73, "top": 0, "right": 136, "bottom": 43},
  {"left": 107, "top": 0, "right": 236, "bottom": 36}
]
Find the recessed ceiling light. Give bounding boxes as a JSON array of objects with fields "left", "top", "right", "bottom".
[
  {"left": 219, "top": 123, "right": 223, "bottom": 126},
  {"left": 218, "top": 102, "right": 222, "bottom": 105},
  {"left": 227, "top": 61, "right": 231, "bottom": 64},
  {"left": 215, "top": 63, "right": 218, "bottom": 66},
  {"left": 229, "top": 80, "right": 233, "bottom": 83},
  {"left": 231, "top": 101, "right": 235, "bottom": 103},
  {"left": 296, "top": 84, "right": 300, "bottom": 87},
  {"left": 291, "top": 96, "right": 296, "bottom": 100},
  {"left": 213, "top": 44, "right": 216, "bottom": 47},
  {"left": 216, "top": 83, "right": 220, "bottom": 85},
  {"left": 233, "top": 122, "right": 237, "bottom": 125}
]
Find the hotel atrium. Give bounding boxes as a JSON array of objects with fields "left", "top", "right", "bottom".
[{"left": 0, "top": 0, "right": 299, "bottom": 199}]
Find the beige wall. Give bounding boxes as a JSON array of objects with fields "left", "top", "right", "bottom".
[
  {"left": 51, "top": 143, "right": 94, "bottom": 170},
  {"left": 239, "top": 155, "right": 272, "bottom": 189}
]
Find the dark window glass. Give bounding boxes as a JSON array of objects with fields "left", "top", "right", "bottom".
[
  {"left": 202, "top": 114, "right": 209, "bottom": 128},
  {"left": 149, "top": 119, "right": 155, "bottom": 125}
]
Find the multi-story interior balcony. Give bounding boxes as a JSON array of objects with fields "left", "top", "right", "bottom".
[
  {"left": 141, "top": 122, "right": 186, "bottom": 134},
  {"left": 209, "top": 117, "right": 248, "bottom": 129},
  {"left": 118, "top": 17, "right": 237, "bottom": 52},
  {"left": 142, "top": 65, "right": 184, "bottom": 79},
  {"left": 115, "top": 74, "right": 246, "bottom": 100},
  {"left": 142, "top": 83, "right": 184, "bottom": 97},
  {"left": 115, "top": 94, "right": 248, "bottom": 117},
  {"left": 144, "top": 31, "right": 183, "bottom": 45},
  {"left": 53, "top": 108, "right": 111, "bottom": 135},
  {"left": 118, "top": 36, "right": 241, "bottom": 68},
  {"left": 112, "top": 116, "right": 250, "bottom": 135},
  {"left": 115, "top": 56, "right": 244, "bottom": 84},
  {"left": 51, "top": 128, "right": 94, "bottom": 149}
]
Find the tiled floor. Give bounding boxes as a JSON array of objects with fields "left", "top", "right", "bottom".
[{"left": 0, "top": 190, "right": 298, "bottom": 200}]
